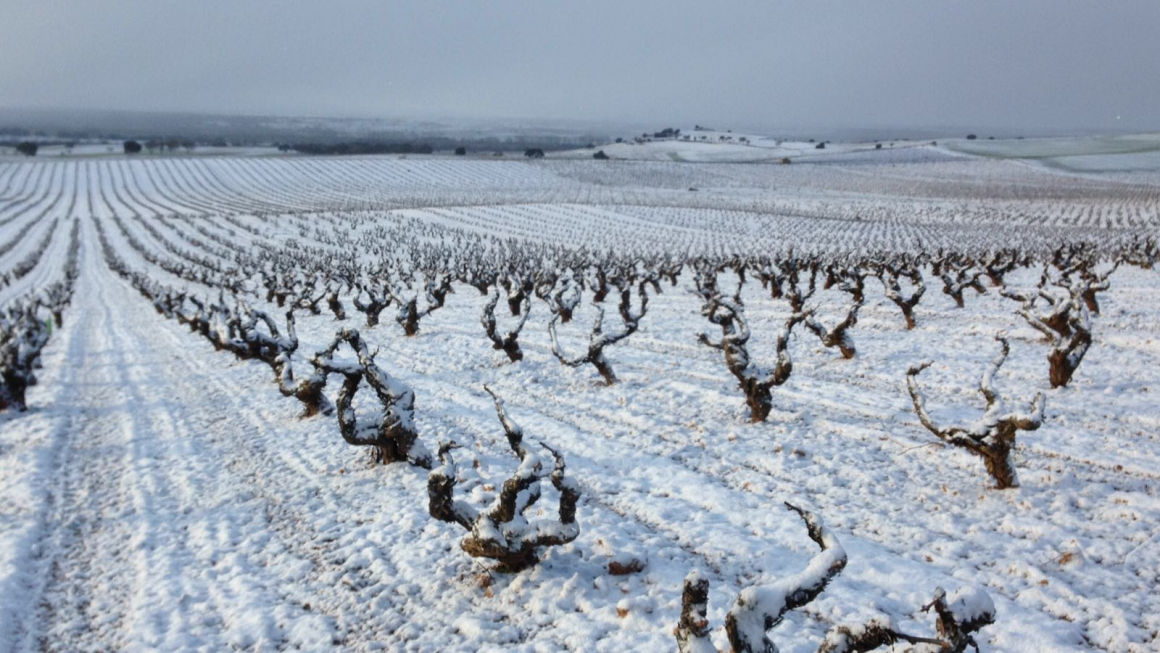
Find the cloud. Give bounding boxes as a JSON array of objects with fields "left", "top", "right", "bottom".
[{"left": 1, "top": 0, "right": 1156, "bottom": 132}]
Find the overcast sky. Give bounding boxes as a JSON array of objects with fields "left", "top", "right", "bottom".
[{"left": 2, "top": 1, "right": 1157, "bottom": 132}]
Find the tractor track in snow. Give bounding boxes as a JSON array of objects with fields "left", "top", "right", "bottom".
[{"left": 21, "top": 232, "right": 587, "bottom": 650}]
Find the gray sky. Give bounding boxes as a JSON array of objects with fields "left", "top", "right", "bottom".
[{"left": 2, "top": 0, "right": 1158, "bottom": 132}]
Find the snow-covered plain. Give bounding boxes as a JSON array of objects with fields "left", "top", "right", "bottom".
[
  {"left": 549, "top": 129, "right": 938, "bottom": 164},
  {"left": 1, "top": 142, "right": 1159, "bottom": 651}
]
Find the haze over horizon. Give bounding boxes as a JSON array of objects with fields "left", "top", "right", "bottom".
[{"left": 2, "top": 1, "right": 1158, "bottom": 134}]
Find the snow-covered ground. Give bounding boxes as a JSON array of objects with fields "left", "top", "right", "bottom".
[
  {"left": 946, "top": 133, "right": 1160, "bottom": 176},
  {"left": 1, "top": 143, "right": 1158, "bottom": 651},
  {"left": 554, "top": 129, "right": 1160, "bottom": 180},
  {"left": 550, "top": 128, "right": 943, "bottom": 164}
]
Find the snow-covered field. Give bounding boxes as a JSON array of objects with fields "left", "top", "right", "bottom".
[
  {"left": 1, "top": 142, "right": 1159, "bottom": 651},
  {"left": 550, "top": 129, "right": 943, "bottom": 164}
]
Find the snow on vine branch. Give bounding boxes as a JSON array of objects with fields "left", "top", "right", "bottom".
[
  {"left": 676, "top": 502, "right": 847, "bottom": 653},
  {"left": 698, "top": 295, "right": 807, "bottom": 422},
  {"left": 879, "top": 262, "right": 926, "bottom": 330},
  {"left": 804, "top": 299, "right": 861, "bottom": 359},
  {"left": 312, "top": 327, "right": 433, "bottom": 467},
  {"left": 1002, "top": 280, "right": 1092, "bottom": 388},
  {"left": 428, "top": 385, "right": 580, "bottom": 572},
  {"left": 548, "top": 281, "right": 648, "bottom": 385},
  {"left": 907, "top": 335, "right": 1045, "bottom": 489},
  {"left": 480, "top": 286, "right": 530, "bottom": 362},
  {"left": 818, "top": 585, "right": 995, "bottom": 652}
]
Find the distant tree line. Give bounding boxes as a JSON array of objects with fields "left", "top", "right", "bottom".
[
  {"left": 119, "top": 139, "right": 196, "bottom": 154},
  {"left": 0, "top": 118, "right": 607, "bottom": 157},
  {"left": 3, "top": 138, "right": 201, "bottom": 157},
  {"left": 283, "top": 141, "right": 436, "bottom": 155}
]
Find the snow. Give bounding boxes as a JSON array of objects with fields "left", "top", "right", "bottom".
[
  {"left": 942, "top": 585, "right": 997, "bottom": 629},
  {"left": 547, "top": 126, "right": 962, "bottom": 166},
  {"left": 1, "top": 141, "right": 1159, "bottom": 650},
  {"left": 944, "top": 133, "right": 1160, "bottom": 177}
]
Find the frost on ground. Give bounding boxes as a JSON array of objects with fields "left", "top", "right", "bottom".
[{"left": 0, "top": 142, "right": 1159, "bottom": 651}]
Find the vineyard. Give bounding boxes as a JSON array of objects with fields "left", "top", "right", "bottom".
[{"left": 1, "top": 147, "right": 1159, "bottom": 651}]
